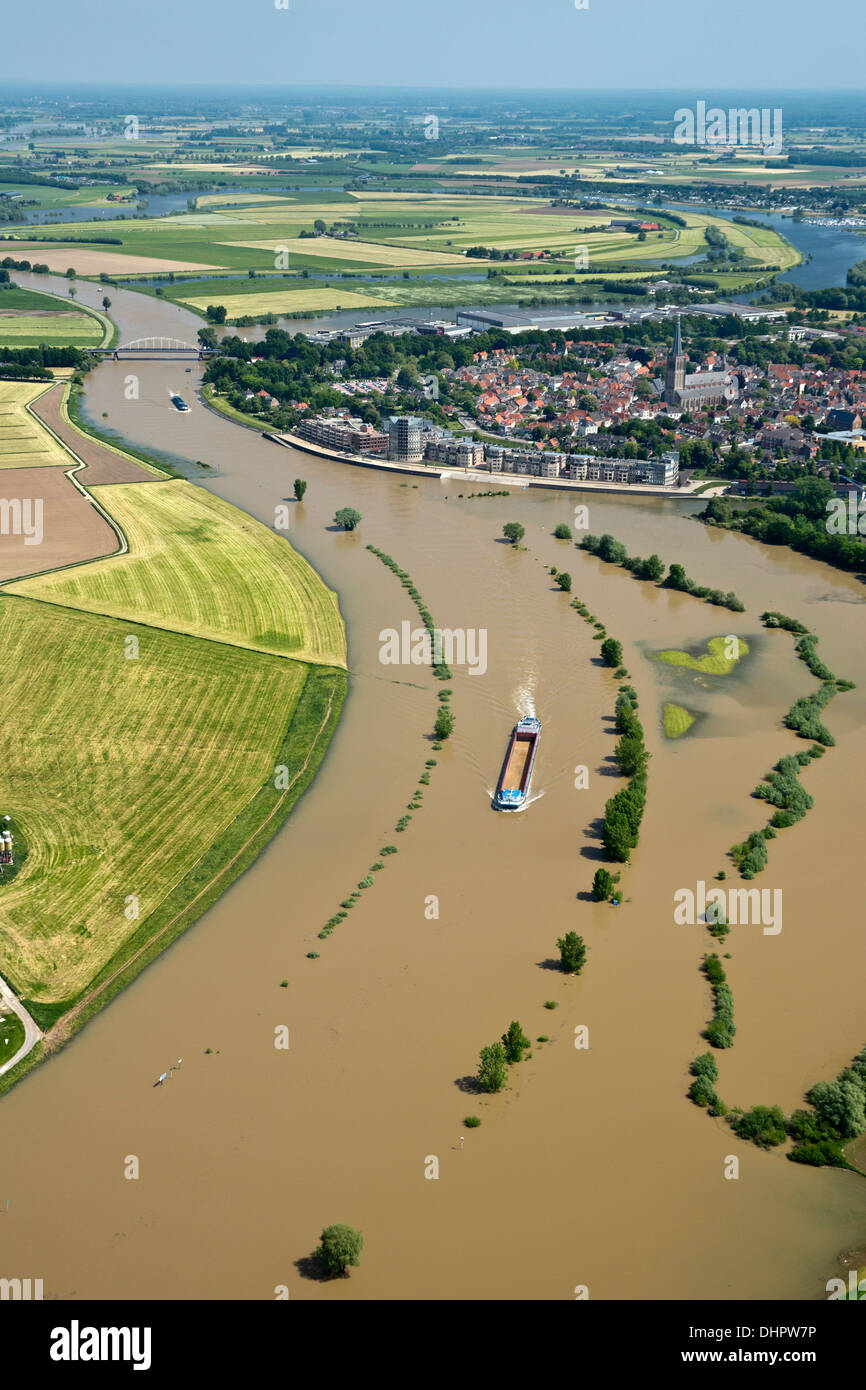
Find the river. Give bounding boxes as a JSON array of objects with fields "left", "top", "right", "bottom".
[{"left": 3, "top": 273, "right": 866, "bottom": 1300}]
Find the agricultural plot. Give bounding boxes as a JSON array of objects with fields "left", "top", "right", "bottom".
[
  {"left": 0, "top": 311, "right": 103, "bottom": 348},
  {"left": 6, "top": 191, "right": 797, "bottom": 281},
  {"left": 0, "top": 381, "right": 72, "bottom": 469},
  {"left": 182, "top": 286, "right": 398, "bottom": 316},
  {"left": 7, "top": 479, "right": 347, "bottom": 667},
  {"left": 223, "top": 236, "right": 478, "bottom": 268},
  {"left": 0, "top": 596, "right": 314, "bottom": 1005},
  {"left": 0, "top": 243, "right": 226, "bottom": 275}
]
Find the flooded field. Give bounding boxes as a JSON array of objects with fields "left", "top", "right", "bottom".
[{"left": 2, "top": 275, "right": 865, "bottom": 1300}]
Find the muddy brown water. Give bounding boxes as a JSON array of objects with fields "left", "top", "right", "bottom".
[{"left": 2, "top": 274, "right": 865, "bottom": 1300}]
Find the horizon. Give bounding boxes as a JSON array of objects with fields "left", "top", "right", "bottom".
[{"left": 3, "top": 0, "right": 864, "bottom": 89}]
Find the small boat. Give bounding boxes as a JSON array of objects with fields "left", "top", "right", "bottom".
[
  {"left": 171, "top": 394, "right": 190, "bottom": 412},
  {"left": 494, "top": 716, "right": 541, "bottom": 810}
]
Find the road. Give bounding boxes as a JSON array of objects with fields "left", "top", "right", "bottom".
[{"left": 0, "top": 975, "right": 42, "bottom": 1077}]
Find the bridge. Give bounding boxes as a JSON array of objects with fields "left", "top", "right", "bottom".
[{"left": 94, "top": 337, "right": 215, "bottom": 360}]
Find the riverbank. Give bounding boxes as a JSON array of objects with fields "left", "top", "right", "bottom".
[
  {"left": 0, "top": 372, "right": 348, "bottom": 1091},
  {"left": 270, "top": 429, "right": 711, "bottom": 499}
]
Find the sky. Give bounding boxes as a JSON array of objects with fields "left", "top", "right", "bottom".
[{"left": 2, "top": 0, "right": 862, "bottom": 89}]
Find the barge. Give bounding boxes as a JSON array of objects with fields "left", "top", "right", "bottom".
[{"left": 493, "top": 716, "right": 541, "bottom": 810}]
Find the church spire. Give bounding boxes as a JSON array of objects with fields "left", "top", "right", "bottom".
[{"left": 673, "top": 315, "right": 683, "bottom": 359}]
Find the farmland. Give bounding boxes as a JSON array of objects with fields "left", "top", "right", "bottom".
[
  {"left": 0, "top": 381, "right": 75, "bottom": 469},
  {"left": 0, "top": 286, "right": 107, "bottom": 346},
  {"left": 7, "top": 479, "right": 347, "bottom": 666},
  {"left": 0, "top": 595, "right": 345, "bottom": 1009},
  {"left": 1, "top": 192, "right": 797, "bottom": 287}
]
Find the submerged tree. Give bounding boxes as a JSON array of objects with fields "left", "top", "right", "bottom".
[
  {"left": 477, "top": 1041, "right": 508, "bottom": 1093},
  {"left": 317, "top": 1223, "right": 364, "bottom": 1275},
  {"left": 557, "top": 931, "right": 587, "bottom": 975},
  {"left": 334, "top": 506, "right": 361, "bottom": 531}
]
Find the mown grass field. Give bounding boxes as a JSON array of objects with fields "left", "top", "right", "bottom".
[
  {"left": 184, "top": 286, "right": 397, "bottom": 316},
  {"left": 0, "top": 595, "right": 330, "bottom": 1006},
  {"left": 0, "top": 380, "right": 71, "bottom": 468},
  {"left": 8, "top": 479, "right": 346, "bottom": 666}
]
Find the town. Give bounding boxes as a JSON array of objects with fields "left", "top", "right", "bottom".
[{"left": 210, "top": 305, "right": 866, "bottom": 492}]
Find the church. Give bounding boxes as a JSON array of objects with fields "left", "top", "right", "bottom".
[{"left": 664, "top": 317, "right": 739, "bottom": 409}]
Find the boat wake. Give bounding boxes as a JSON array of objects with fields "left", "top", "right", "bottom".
[{"left": 514, "top": 676, "right": 537, "bottom": 720}]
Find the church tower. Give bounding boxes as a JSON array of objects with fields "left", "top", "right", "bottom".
[{"left": 665, "top": 316, "right": 686, "bottom": 404}]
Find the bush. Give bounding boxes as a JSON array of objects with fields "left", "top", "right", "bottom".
[
  {"left": 692, "top": 1052, "right": 719, "bottom": 1083},
  {"left": 464, "top": 1116, "right": 481, "bottom": 1128},
  {"left": 434, "top": 707, "right": 455, "bottom": 741},
  {"left": 477, "top": 1041, "right": 508, "bottom": 1093},
  {"left": 556, "top": 571, "right": 572, "bottom": 592},
  {"left": 730, "top": 1105, "right": 788, "bottom": 1149},
  {"left": 553, "top": 523, "right": 572, "bottom": 540}
]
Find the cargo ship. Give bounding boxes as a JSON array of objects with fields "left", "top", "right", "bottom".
[
  {"left": 493, "top": 716, "right": 541, "bottom": 810},
  {"left": 171, "top": 394, "right": 190, "bottom": 412}
]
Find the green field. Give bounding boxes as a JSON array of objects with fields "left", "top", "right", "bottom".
[
  {"left": 3, "top": 192, "right": 797, "bottom": 283},
  {"left": 663, "top": 702, "right": 696, "bottom": 738},
  {"left": 0, "top": 286, "right": 109, "bottom": 346},
  {"left": 651, "top": 635, "right": 750, "bottom": 676},
  {"left": 0, "top": 596, "right": 343, "bottom": 1007},
  {"left": 8, "top": 479, "right": 346, "bottom": 666},
  {"left": 0, "top": 380, "right": 72, "bottom": 468}
]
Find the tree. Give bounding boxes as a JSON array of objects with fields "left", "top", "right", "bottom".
[
  {"left": 313, "top": 218, "right": 327, "bottom": 234},
  {"left": 663, "top": 563, "right": 690, "bottom": 591},
  {"left": 807, "top": 1079, "right": 866, "bottom": 1139},
  {"left": 101, "top": 295, "right": 111, "bottom": 312},
  {"left": 477, "top": 1041, "right": 508, "bottom": 1093},
  {"left": 602, "top": 809, "right": 634, "bottom": 862},
  {"left": 556, "top": 931, "right": 587, "bottom": 975},
  {"left": 317, "top": 1223, "right": 364, "bottom": 1275},
  {"left": 553, "top": 523, "right": 572, "bottom": 540},
  {"left": 294, "top": 478, "right": 307, "bottom": 501},
  {"left": 640, "top": 553, "right": 665, "bottom": 582},
  {"left": 600, "top": 637, "right": 623, "bottom": 668},
  {"left": 503, "top": 522, "right": 525, "bottom": 545},
  {"left": 197, "top": 325, "right": 218, "bottom": 349},
  {"left": 501, "top": 1020, "right": 530, "bottom": 1064},
  {"left": 556, "top": 571, "right": 572, "bottom": 592},
  {"left": 592, "top": 868, "right": 618, "bottom": 901},
  {"left": 614, "top": 734, "right": 648, "bottom": 777},
  {"left": 434, "top": 707, "right": 454, "bottom": 740},
  {"left": 702, "top": 496, "right": 732, "bottom": 524},
  {"left": 334, "top": 506, "right": 361, "bottom": 530},
  {"left": 65, "top": 267, "right": 76, "bottom": 279},
  {"left": 206, "top": 304, "right": 227, "bottom": 324}
]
